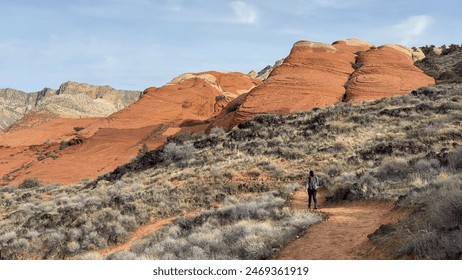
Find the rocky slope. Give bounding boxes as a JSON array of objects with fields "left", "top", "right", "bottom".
[
  {"left": 416, "top": 45, "right": 462, "bottom": 83},
  {"left": 0, "top": 88, "right": 54, "bottom": 131},
  {"left": 0, "top": 82, "right": 142, "bottom": 131},
  {"left": 211, "top": 39, "right": 435, "bottom": 129}
]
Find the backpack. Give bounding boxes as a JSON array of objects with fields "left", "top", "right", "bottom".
[{"left": 307, "top": 176, "right": 319, "bottom": 190}]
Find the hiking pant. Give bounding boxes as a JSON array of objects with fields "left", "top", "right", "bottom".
[{"left": 308, "top": 189, "right": 317, "bottom": 208}]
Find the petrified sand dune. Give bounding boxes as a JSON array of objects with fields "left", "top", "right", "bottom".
[
  {"left": 212, "top": 39, "right": 434, "bottom": 129},
  {"left": 0, "top": 72, "right": 259, "bottom": 186},
  {"left": 214, "top": 39, "right": 372, "bottom": 128},
  {"left": 345, "top": 45, "right": 435, "bottom": 102}
]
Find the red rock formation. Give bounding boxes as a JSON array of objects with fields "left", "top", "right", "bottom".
[
  {"left": 215, "top": 40, "right": 372, "bottom": 128},
  {"left": 0, "top": 40, "right": 436, "bottom": 186},
  {"left": 0, "top": 72, "right": 259, "bottom": 186},
  {"left": 344, "top": 45, "right": 435, "bottom": 102},
  {"left": 212, "top": 39, "right": 434, "bottom": 130}
]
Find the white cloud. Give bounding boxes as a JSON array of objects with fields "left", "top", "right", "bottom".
[
  {"left": 391, "top": 15, "right": 435, "bottom": 45},
  {"left": 230, "top": 1, "right": 259, "bottom": 24}
]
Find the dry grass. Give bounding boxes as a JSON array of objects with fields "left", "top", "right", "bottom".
[
  {"left": 100, "top": 187, "right": 321, "bottom": 260},
  {"left": 1, "top": 82, "right": 461, "bottom": 259}
]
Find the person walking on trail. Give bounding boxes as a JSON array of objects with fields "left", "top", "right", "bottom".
[{"left": 306, "top": 170, "right": 319, "bottom": 209}]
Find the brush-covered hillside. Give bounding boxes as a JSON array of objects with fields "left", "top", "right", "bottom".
[{"left": 1, "top": 80, "right": 461, "bottom": 259}]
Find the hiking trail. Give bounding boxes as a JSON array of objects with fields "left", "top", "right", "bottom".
[
  {"left": 96, "top": 188, "right": 407, "bottom": 259},
  {"left": 275, "top": 189, "right": 409, "bottom": 260},
  {"left": 98, "top": 209, "right": 200, "bottom": 258}
]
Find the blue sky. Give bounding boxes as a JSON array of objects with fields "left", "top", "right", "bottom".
[{"left": 1, "top": 0, "right": 461, "bottom": 92}]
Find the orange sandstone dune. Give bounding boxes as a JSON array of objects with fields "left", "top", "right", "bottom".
[
  {"left": 212, "top": 39, "right": 372, "bottom": 128},
  {"left": 0, "top": 72, "right": 260, "bottom": 186},
  {"left": 211, "top": 39, "right": 434, "bottom": 129},
  {"left": 237, "top": 42, "right": 352, "bottom": 126},
  {"left": 0, "top": 115, "right": 103, "bottom": 185},
  {"left": 0, "top": 115, "right": 100, "bottom": 147},
  {"left": 345, "top": 45, "right": 435, "bottom": 102}
]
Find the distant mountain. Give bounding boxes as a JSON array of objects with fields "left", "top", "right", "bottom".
[{"left": 0, "top": 81, "right": 142, "bottom": 131}]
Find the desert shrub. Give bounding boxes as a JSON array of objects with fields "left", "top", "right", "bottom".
[
  {"left": 448, "top": 147, "right": 462, "bottom": 170},
  {"left": 162, "top": 143, "right": 197, "bottom": 164},
  {"left": 351, "top": 62, "right": 363, "bottom": 70},
  {"left": 167, "top": 131, "right": 196, "bottom": 144},
  {"left": 137, "top": 143, "right": 149, "bottom": 158},
  {"left": 66, "top": 241, "right": 81, "bottom": 254},
  {"left": 108, "top": 188, "right": 322, "bottom": 260},
  {"left": 209, "top": 127, "right": 226, "bottom": 137},
  {"left": 327, "top": 165, "right": 341, "bottom": 177},
  {"left": 375, "top": 158, "right": 411, "bottom": 181},
  {"left": 0, "top": 231, "right": 17, "bottom": 244},
  {"left": 412, "top": 158, "right": 441, "bottom": 179},
  {"left": 227, "top": 102, "right": 241, "bottom": 113},
  {"left": 325, "top": 141, "right": 347, "bottom": 153},
  {"left": 19, "top": 178, "right": 43, "bottom": 189},
  {"left": 215, "top": 95, "right": 226, "bottom": 102},
  {"left": 253, "top": 114, "right": 281, "bottom": 126},
  {"left": 396, "top": 187, "right": 462, "bottom": 259},
  {"left": 210, "top": 167, "right": 236, "bottom": 179},
  {"left": 59, "top": 141, "right": 70, "bottom": 150},
  {"left": 429, "top": 188, "right": 462, "bottom": 229},
  {"left": 275, "top": 147, "right": 305, "bottom": 160}
]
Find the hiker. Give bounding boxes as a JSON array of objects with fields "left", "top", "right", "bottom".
[{"left": 306, "top": 170, "right": 319, "bottom": 209}]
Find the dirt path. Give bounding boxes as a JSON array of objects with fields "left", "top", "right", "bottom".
[
  {"left": 98, "top": 210, "right": 201, "bottom": 257},
  {"left": 275, "top": 189, "right": 408, "bottom": 260}
]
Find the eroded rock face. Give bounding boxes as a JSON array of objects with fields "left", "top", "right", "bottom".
[
  {"left": 0, "top": 89, "right": 42, "bottom": 130},
  {"left": 37, "top": 81, "right": 142, "bottom": 118},
  {"left": 0, "top": 82, "right": 142, "bottom": 131},
  {"left": 345, "top": 45, "right": 435, "bottom": 102}
]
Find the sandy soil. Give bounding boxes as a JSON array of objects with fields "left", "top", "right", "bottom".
[
  {"left": 98, "top": 209, "right": 201, "bottom": 257},
  {"left": 275, "top": 189, "right": 409, "bottom": 260}
]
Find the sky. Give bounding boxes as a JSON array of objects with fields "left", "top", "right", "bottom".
[{"left": 1, "top": 0, "right": 461, "bottom": 92}]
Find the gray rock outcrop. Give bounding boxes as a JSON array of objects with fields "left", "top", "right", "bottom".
[
  {"left": 0, "top": 82, "right": 142, "bottom": 131},
  {"left": 255, "top": 59, "right": 284, "bottom": 80}
]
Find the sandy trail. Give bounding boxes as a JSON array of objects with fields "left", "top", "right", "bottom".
[
  {"left": 275, "top": 189, "right": 408, "bottom": 260},
  {"left": 98, "top": 188, "right": 407, "bottom": 260},
  {"left": 98, "top": 210, "right": 200, "bottom": 257}
]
